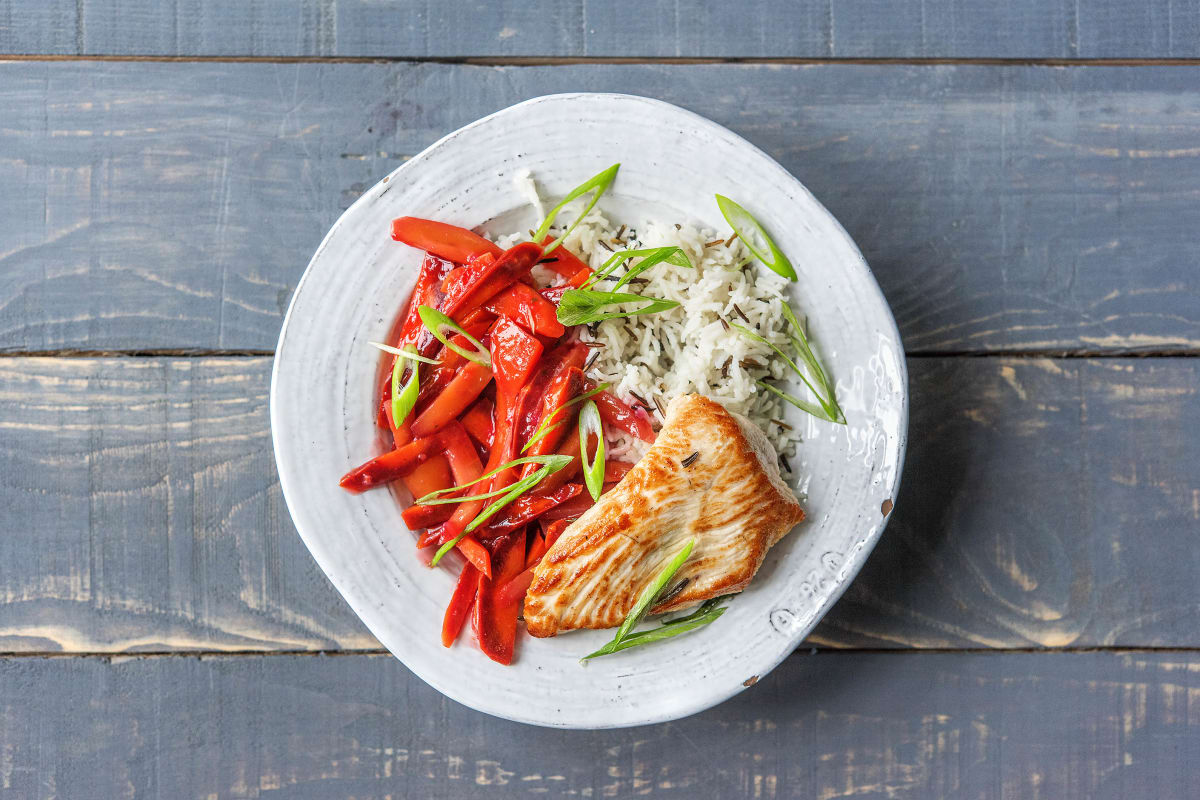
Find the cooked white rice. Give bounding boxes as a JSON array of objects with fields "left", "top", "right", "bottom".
[{"left": 500, "top": 173, "right": 804, "bottom": 468}]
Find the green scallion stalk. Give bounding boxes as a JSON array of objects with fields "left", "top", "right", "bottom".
[
  {"left": 414, "top": 455, "right": 572, "bottom": 506},
  {"left": 417, "top": 306, "right": 491, "bottom": 368},
  {"left": 430, "top": 454, "right": 573, "bottom": 567},
  {"left": 556, "top": 289, "right": 679, "bottom": 327},
  {"left": 583, "top": 246, "right": 691, "bottom": 290},
  {"left": 578, "top": 400, "right": 605, "bottom": 501},
  {"left": 388, "top": 345, "right": 421, "bottom": 427},
  {"left": 533, "top": 163, "right": 620, "bottom": 256},
  {"left": 582, "top": 539, "right": 696, "bottom": 661},
  {"left": 521, "top": 382, "right": 611, "bottom": 454},
  {"left": 368, "top": 341, "right": 442, "bottom": 365},
  {"left": 586, "top": 605, "right": 727, "bottom": 655},
  {"left": 714, "top": 194, "right": 797, "bottom": 281}
]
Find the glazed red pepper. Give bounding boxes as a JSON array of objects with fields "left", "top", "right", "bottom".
[
  {"left": 534, "top": 420, "right": 583, "bottom": 494},
  {"left": 436, "top": 242, "right": 543, "bottom": 328},
  {"left": 402, "top": 502, "right": 455, "bottom": 531},
  {"left": 460, "top": 398, "right": 495, "bottom": 449},
  {"left": 401, "top": 452, "right": 452, "bottom": 497},
  {"left": 415, "top": 312, "right": 495, "bottom": 407},
  {"left": 473, "top": 530, "right": 527, "bottom": 665},
  {"left": 525, "top": 532, "right": 549, "bottom": 569},
  {"left": 589, "top": 383, "right": 656, "bottom": 443},
  {"left": 495, "top": 564, "right": 537, "bottom": 609},
  {"left": 520, "top": 366, "right": 584, "bottom": 481},
  {"left": 378, "top": 254, "right": 455, "bottom": 426},
  {"left": 419, "top": 421, "right": 494, "bottom": 576},
  {"left": 475, "top": 483, "right": 583, "bottom": 539},
  {"left": 438, "top": 421, "right": 483, "bottom": 484},
  {"left": 518, "top": 340, "right": 588, "bottom": 444},
  {"left": 603, "top": 460, "right": 635, "bottom": 485},
  {"left": 542, "top": 518, "right": 572, "bottom": 550},
  {"left": 441, "top": 562, "right": 480, "bottom": 647},
  {"left": 537, "top": 489, "right": 596, "bottom": 522},
  {"left": 410, "top": 360, "right": 493, "bottom": 438},
  {"left": 483, "top": 283, "right": 566, "bottom": 338},
  {"left": 339, "top": 436, "right": 437, "bottom": 493},
  {"left": 538, "top": 236, "right": 594, "bottom": 283},
  {"left": 488, "top": 316, "right": 544, "bottom": 396},
  {"left": 392, "top": 217, "right": 502, "bottom": 264}
]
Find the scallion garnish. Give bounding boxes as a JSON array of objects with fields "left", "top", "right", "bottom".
[
  {"left": 583, "top": 246, "right": 691, "bottom": 290},
  {"left": 582, "top": 539, "right": 700, "bottom": 661},
  {"left": 429, "top": 454, "right": 573, "bottom": 567},
  {"left": 521, "top": 382, "right": 611, "bottom": 454},
  {"left": 387, "top": 345, "right": 421, "bottom": 427},
  {"left": 533, "top": 163, "right": 620, "bottom": 256},
  {"left": 368, "top": 341, "right": 442, "bottom": 365},
  {"left": 417, "top": 306, "right": 491, "bottom": 368},
  {"left": 714, "top": 194, "right": 797, "bottom": 281},
  {"left": 732, "top": 303, "right": 845, "bottom": 424},
  {"left": 556, "top": 288, "right": 679, "bottom": 327},
  {"left": 579, "top": 400, "right": 605, "bottom": 501},
  {"left": 588, "top": 602, "right": 728, "bottom": 656},
  {"left": 414, "top": 455, "right": 571, "bottom": 506}
]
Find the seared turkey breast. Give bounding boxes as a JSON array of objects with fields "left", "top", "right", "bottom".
[{"left": 523, "top": 394, "right": 805, "bottom": 638}]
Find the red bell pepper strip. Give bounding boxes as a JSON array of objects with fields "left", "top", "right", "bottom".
[
  {"left": 400, "top": 452, "right": 451, "bottom": 498},
  {"left": 488, "top": 316, "right": 544, "bottom": 396},
  {"left": 590, "top": 383, "right": 656, "bottom": 443},
  {"left": 538, "top": 236, "right": 594, "bottom": 282},
  {"left": 604, "top": 460, "right": 635, "bottom": 485},
  {"left": 474, "top": 483, "right": 583, "bottom": 539},
  {"left": 410, "top": 360, "right": 493, "bottom": 439},
  {"left": 542, "top": 518, "right": 572, "bottom": 550},
  {"left": 518, "top": 340, "right": 588, "bottom": 445},
  {"left": 534, "top": 420, "right": 583, "bottom": 494},
  {"left": 455, "top": 537, "right": 493, "bottom": 579},
  {"left": 436, "top": 241, "right": 543, "bottom": 328},
  {"left": 391, "top": 217, "right": 501, "bottom": 264},
  {"left": 402, "top": 502, "right": 455, "bottom": 531},
  {"left": 520, "top": 366, "right": 585, "bottom": 481},
  {"left": 495, "top": 565, "right": 537, "bottom": 609},
  {"left": 525, "top": 532, "right": 549, "bottom": 570},
  {"left": 339, "top": 437, "right": 437, "bottom": 493},
  {"left": 461, "top": 399, "right": 494, "bottom": 449},
  {"left": 417, "top": 421, "right": 494, "bottom": 576},
  {"left": 473, "top": 530, "right": 526, "bottom": 665},
  {"left": 379, "top": 254, "right": 455, "bottom": 423},
  {"left": 441, "top": 562, "right": 480, "bottom": 647},
  {"left": 483, "top": 283, "right": 566, "bottom": 338},
  {"left": 537, "top": 489, "right": 596, "bottom": 522}
]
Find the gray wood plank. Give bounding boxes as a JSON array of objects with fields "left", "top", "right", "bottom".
[
  {"left": 2, "top": 61, "right": 1199, "bottom": 354},
  {"left": 0, "top": 356, "right": 1196, "bottom": 653},
  {"left": 2, "top": 0, "right": 1199, "bottom": 59},
  {"left": 1, "top": 650, "right": 1197, "bottom": 798}
]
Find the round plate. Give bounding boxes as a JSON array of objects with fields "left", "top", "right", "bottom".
[{"left": 271, "top": 93, "right": 907, "bottom": 728}]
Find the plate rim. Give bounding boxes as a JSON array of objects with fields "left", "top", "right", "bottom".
[{"left": 271, "top": 91, "right": 909, "bottom": 728}]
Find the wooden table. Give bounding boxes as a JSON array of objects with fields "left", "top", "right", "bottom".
[{"left": 2, "top": 2, "right": 1198, "bottom": 797}]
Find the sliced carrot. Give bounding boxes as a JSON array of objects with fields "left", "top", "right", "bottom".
[{"left": 441, "top": 562, "right": 480, "bottom": 647}]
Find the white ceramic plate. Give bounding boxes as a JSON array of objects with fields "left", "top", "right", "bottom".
[{"left": 272, "top": 93, "right": 907, "bottom": 729}]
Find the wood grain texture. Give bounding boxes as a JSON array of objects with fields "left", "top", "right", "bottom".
[
  {"left": 3, "top": 0, "right": 1200, "bottom": 59},
  {"left": 2, "top": 61, "right": 1199, "bottom": 354},
  {"left": 1, "top": 650, "right": 1198, "bottom": 798},
  {"left": 0, "top": 356, "right": 1195, "bottom": 653}
]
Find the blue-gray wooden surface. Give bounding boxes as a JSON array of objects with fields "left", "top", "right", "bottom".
[{"left": 1, "top": 2, "right": 1198, "bottom": 798}]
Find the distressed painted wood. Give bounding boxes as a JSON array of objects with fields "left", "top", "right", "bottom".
[
  {"left": 3, "top": 0, "right": 1200, "bottom": 59},
  {"left": 1, "top": 650, "right": 1197, "bottom": 798},
  {"left": 0, "top": 356, "right": 1195, "bottom": 653},
  {"left": 3, "top": 62, "right": 1200, "bottom": 354}
]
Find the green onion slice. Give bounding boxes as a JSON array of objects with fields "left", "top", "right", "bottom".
[
  {"left": 586, "top": 605, "right": 727, "bottom": 657},
  {"left": 388, "top": 345, "right": 421, "bottom": 427},
  {"left": 534, "top": 163, "right": 620, "bottom": 256},
  {"left": 715, "top": 194, "right": 797, "bottom": 281},
  {"left": 556, "top": 289, "right": 679, "bottom": 327},
  {"left": 369, "top": 341, "right": 442, "bottom": 365},
  {"left": 583, "top": 246, "right": 692, "bottom": 290},
  {"left": 582, "top": 539, "right": 696, "bottom": 661},
  {"left": 430, "top": 454, "right": 573, "bottom": 567},
  {"left": 521, "top": 382, "right": 611, "bottom": 454},
  {"left": 731, "top": 305, "right": 846, "bottom": 425},
  {"left": 414, "top": 455, "right": 571, "bottom": 506},
  {"left": 579, "top": 400, "right": 605, "bottom": 501},
  {"left": 417, "top": 306, "right": 491, "bottom": 368}
]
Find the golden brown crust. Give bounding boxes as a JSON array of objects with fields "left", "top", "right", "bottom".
[{"left": 523, "top": 394, "right": 805, "bottom": 638}]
